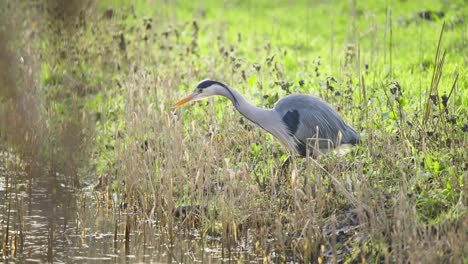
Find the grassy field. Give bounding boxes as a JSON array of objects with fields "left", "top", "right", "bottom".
[{"left": 1, "top": 0, "right": 467, "bottom": 262}]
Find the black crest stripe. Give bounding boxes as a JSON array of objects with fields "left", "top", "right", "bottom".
[
  {"left": 196, "top": 80, "right": 239, "bottom": 106},
  {"left": 218, "top": 83, "right": 239, "bottom": 106},
  {"left": 197, "top": 80, "right": 218, "bottom": 89}
]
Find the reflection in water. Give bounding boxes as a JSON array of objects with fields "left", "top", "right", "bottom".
[
  {"left": 0, "top": 150, "right": 76, "bottom": 262},
  {"left": 0, "top": 151, "right": 256, "bottom": 263}
]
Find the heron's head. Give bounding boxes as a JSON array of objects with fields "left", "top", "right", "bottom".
[{"left": 172, "top": 80, "right": 228, "bottom": 108}]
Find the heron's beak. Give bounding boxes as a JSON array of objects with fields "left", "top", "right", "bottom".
[{"left": 172, "top": 93, "right": 196, "bottom": 108}]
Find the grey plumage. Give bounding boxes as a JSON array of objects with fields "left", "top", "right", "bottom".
[
  {"left": 173, "top": 80, "right": 360, "bottom": 157},
  {"left": 274, "top": 94, "right": 360, "bottom": 156}
]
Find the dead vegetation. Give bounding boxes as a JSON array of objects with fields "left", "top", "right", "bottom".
[{"left": 1, "top": 0, "right": 466, "bottom": 262}]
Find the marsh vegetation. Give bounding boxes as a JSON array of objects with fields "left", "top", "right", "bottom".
[{"left": 0, "top": 0, "right": 466, "bottom": 262}]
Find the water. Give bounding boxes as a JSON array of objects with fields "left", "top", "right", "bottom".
[{"left": 0, "top": 151, "right": 258, "bottom": 263}]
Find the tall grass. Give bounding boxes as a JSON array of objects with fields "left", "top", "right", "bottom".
[{"left": 1, "top": 0, "right": 466, "bottom": 262}]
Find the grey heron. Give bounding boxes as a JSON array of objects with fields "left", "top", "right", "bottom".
[{"left": 173, "top": 80, "right": 360, "bottom": 157}]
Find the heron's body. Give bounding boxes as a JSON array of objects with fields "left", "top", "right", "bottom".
[
  {"left": 173, "top": 80, "right": 360, "bottom": 156},
  {"left": 274, "top": 94, "right": 360, "bottom": 155}
]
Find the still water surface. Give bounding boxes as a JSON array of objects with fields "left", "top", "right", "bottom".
[{"left": 0, "top": 152, "right": 257, "bottom": 263}]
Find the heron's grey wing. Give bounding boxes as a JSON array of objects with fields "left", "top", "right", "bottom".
[
  {"left": 275, "top": 94, "right": 359, "bottom": 153},
  {"left": 295, "top": 103, "right": 345, "bottom": 150}
]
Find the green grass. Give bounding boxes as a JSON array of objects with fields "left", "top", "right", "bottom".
[{"left": 1, "top": 0, "right": 467, "bottom": 262}]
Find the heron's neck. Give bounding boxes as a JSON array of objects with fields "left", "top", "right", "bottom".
[
  {"left": 219, "top": 85, "right": 297, "bottom": 152},
  {"left": 220, "top": 85, "right": 276, "bottom": 131}
]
